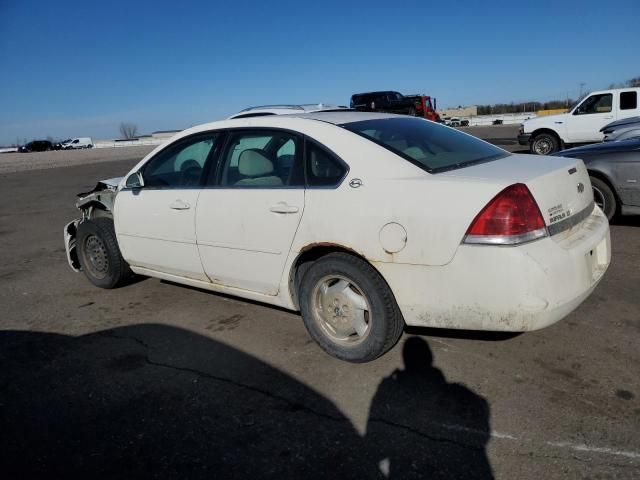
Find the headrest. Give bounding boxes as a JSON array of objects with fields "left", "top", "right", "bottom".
[{"left": 238, "top": 149, "right": 274, "bottom": 177}]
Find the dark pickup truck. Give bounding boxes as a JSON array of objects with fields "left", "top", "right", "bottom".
[{"left": 351, "top": 91, "right": 418, "bottom": 116}]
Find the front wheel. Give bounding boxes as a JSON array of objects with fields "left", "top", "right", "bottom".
[
  {"left": 590, "top": 176, "right": 617, "bottom": 220},
  {"left": 298, "top": 253, "right": 404, "bottom": 363},
  {"left": 77, "top": 217, "right": 131, "bottom": 288},
  {"left": 530, "top": 132, "right": 560, "bottom": 155}
]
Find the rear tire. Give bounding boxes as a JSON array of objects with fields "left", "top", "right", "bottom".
[
  {"left": 77, "top": 217, "right": 131, "bottom": 288},
  {"left": 298, "top": 253, "right": 404, "bottom": 363},
  {"left": 530, "top": 132, "right": 560, "bottom": 155},
  {"left": 590, "top": 176, "right": 617, "bottom": 220}
]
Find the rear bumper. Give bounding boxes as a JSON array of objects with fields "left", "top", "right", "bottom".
[
  {"left": 518, "top": 133, "right": 532, "bottom": 145},
  {"left": 375, "top": 207, "right": 610, "bottom": 331}
]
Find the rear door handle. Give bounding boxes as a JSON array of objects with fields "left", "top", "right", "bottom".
[
  {"left": 169, "top": 199, "right": 191, "bottom": 210},
  {"left": 269, "top": 202, "right": 299, "bottom": 214}
]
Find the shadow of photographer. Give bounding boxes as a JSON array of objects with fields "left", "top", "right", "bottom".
[
  {"left": 0, "top": 326, "right": 492, "bottom": 479},
  {"left": 365, "top": 337, "right": 493, "bottom": 479}
]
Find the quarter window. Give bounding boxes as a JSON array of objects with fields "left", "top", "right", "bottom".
[
  {"left": 218, "top": 130, "right": 303, "bottom": 187},
  {"left": 620, "top": 91, "right": 638, "bottom": 110},
  {"left": 306, "top": 142, "right": 346, "bottom": 187},
  {"left": 574, "top": 94, "right": 613, "bottom": 115},
  {"left": 143, "top": 134, "right": 218, "bottom": 188}
]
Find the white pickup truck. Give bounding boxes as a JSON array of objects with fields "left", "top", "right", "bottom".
[{"left": 519, "top": 87, "right": 640, "bottom": 154}]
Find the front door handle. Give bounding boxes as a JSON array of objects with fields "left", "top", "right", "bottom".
[
  {"left": 169, "top": 199, "right": 191, "bottom": 210},
  {"left": 269, "top": 202, "right": 299, "bottom": 214}
]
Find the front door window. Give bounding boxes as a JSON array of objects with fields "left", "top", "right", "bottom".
[{"left": 574, "top": 94, "right": 613, "bottom": 115}]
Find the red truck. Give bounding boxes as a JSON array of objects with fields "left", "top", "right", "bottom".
[
  {"left": 350, "top": 91, "right": 441, "bottom": 122},
  {"left": 404, "top": 94, "right": 441, "bottom": 122}
]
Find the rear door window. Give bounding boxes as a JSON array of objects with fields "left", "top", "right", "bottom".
[
  {"left": 620, "top": 91, "right": 638, "bottom": 110},
  {"left": 216, "top": 130, "right": 303, "bottom": 188}
]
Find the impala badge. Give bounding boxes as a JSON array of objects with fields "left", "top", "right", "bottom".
[
  {"left": 349, "top": 178, "right": 363, "bottom": 188},
  {"left": 577, "top": 182, "right": 585, "bottom": 193}
]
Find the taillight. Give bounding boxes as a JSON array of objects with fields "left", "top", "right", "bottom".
[{"left": 464, "top": 183, "right": 547, "bottom": 245}]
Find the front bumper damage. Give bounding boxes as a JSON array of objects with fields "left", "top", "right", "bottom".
[{"left": 63, "top": 176, "right": 122, "bottom": 273}]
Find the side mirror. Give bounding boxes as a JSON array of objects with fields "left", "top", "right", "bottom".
[{"left": 125, "top": 171, "right": 144, "bottom": 188}]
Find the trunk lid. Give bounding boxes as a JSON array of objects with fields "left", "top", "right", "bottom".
[{"left": 439, "top": 154, "right": 594, "bottom": 232}]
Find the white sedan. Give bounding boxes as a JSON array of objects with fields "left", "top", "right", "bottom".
[{"left": 64, "top": 112, "right": 610, "bottom": 362}]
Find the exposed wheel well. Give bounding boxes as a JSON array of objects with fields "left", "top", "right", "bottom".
[
  {"left": 79, "top": 201, "right": 113, "bottom": 220},
  {"left": 288, "top": 245, "right": 375, "bottom": 310}
]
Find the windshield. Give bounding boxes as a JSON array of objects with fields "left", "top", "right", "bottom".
[{"left": 341, "top": 117, "right": 508, "bottom": 173}]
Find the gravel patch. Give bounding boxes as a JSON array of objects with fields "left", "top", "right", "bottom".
[{"left": 0, "top": 146, "right": 157, "bottom": 174}]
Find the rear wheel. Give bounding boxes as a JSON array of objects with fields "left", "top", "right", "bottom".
[
  {"left": 530, "top": 132, "right": 560, "bottom": 155},
  {"left": 77, "top": 217, "right": 131, "bottom": 288},
  {"left": 590, "top": 176, "right": 617, "bottom": 220},
  {"left": 298, "top": 253, "right": 404, "bottom": 363}
]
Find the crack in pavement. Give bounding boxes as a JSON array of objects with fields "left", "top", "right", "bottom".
[
  {"left": 97, "top": 332, "right": 640, "bottom": 465},
  {"left": 97, "top": 331, "right": 491, "bottom": 452}
]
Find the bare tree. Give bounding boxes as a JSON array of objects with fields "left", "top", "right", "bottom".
[
  {"left": 627, "top": 77, "right": 640, "bottom": 87},
  {"left": 119, "top": 122, "right": 138, "bottom": 139}
]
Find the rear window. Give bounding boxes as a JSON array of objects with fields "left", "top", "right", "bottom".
[
  {"left": 351, "top": 94, "right": 371, "bottom": 105},
  {"left": 341, "top": 117, "right": 508, "bottom": 173}
]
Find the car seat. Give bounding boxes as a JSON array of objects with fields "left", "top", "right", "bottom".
[{"left": 235, "top": 149, "right": 283, "bottom": 186}]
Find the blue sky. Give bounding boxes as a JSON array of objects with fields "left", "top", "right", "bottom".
[{"left": 1, "top": 0, "right": 638, "bottom": 144}]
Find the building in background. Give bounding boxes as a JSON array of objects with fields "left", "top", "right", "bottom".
[{"left": 439, "top": 106, "right": 478, "bottom": 118}]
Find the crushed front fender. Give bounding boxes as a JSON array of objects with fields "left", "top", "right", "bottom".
[{"left": 64, "top": 220, "right": 81, "bottom": 272}]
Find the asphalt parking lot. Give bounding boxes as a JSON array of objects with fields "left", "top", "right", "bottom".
[{"left": 1, "top": 126, "right": 638, "bottom": 479}]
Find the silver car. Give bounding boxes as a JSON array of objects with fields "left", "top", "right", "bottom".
[
  {"left": 601, "top": 116, "right": 640, "bottom": 142},
  {"left": 554, "top": 138, "right": 640, "bottom": 219}
]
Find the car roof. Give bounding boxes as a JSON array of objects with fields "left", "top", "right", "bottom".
[
  {"left": 228, "top": 104, "right": 350, "bottom": 119},
  {"left": 174, "top": 111, "right": 405, "bottom": 141},
  {"left": 237, "top": 103, "right": 344, "bottom": 113},
  {"left": 556, "top": 137, "right": 640, "bottom": 156},
  {"left": 289, "top": 110, "right": 400, "bottom": 124},
  {"left": 601, "top": 115, "right": 640, "bottom": 130},
  {"left": 352, "top": 91, "right": 396, "bottom": 96}
]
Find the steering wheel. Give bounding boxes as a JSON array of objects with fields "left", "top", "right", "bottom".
[{"left": 180, "top": 159, "right": 202, "bottom": 186}]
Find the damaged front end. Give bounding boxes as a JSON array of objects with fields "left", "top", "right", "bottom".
[{"left": 64, "top": 177, "right": 122, "bottom": 272}]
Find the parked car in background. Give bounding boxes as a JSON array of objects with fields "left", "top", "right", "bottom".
[
  {"left": 601, "top": 116, "right": 640, "bottom": 142},
  {"left": 54, "top": 139, "right": 71, "bottom": 150},
  {"left": 64, "top": 111, "right": 609, "bottom": 363},
  {"left": 61, "top": 137, "right": 93, "bottom": 149},
  {"left": 554, "top": 138, "right": 640, "bottom": 219},
  {"left": 228, "top": 104, "right": 348, "bottom": 119},
  {"left": 519, "top": 87, "right": 640, "bottom": 155},
  {"left": 19, "top": 140, "right": 53, "bottom": 152},
  {"left": 448, "top": 118, "right": 461, "bottom": 127},
  {"left": 350, "top": 91, "right": 418, "bottom": 116}
]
